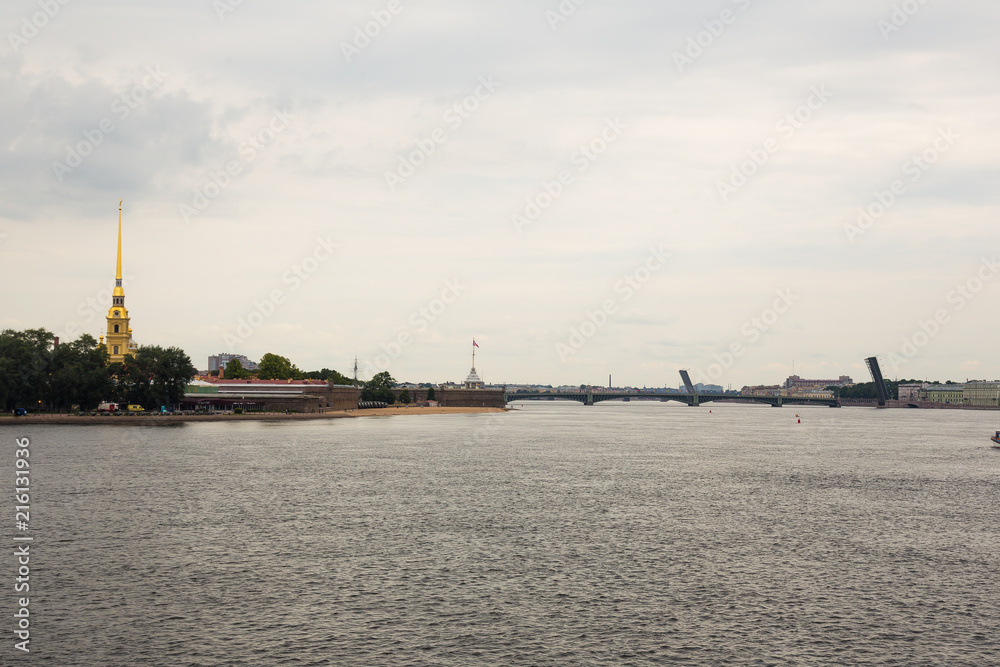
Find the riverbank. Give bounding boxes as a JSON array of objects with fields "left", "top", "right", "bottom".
[
  {"left": 0, "top": 406, "right": 508, "bottom": 426},
  {"left": 350, "top": 406, "right": 508, "bottom": 417}
]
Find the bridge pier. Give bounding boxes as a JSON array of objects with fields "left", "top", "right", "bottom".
[{"left": 585, "top": 393, "right": 594, "bottom": 406}]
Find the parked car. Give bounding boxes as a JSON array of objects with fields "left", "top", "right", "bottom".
[
  {"left": 13, "top": 408, "right": 28, "bottom": 416},
  {"left": 127, "top": 404, "right": 145, "bottom": 413}
]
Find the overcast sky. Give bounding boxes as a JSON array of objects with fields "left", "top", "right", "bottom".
[{"left": 2, "top": 0, "right": 998, "bottom": 387}]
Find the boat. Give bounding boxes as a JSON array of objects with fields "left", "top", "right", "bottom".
[{"left": 992, "top": 431, "right": 1000, "bottom": 448}]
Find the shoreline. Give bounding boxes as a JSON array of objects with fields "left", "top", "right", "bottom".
[{"left": 0, "top": 406, "right": 508, "bottom": 426}]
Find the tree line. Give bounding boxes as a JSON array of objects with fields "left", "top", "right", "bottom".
[
  {"left": 825, "top": 379, "right": 929, "bottom": 401},
  {"left": 220, "top": 353, "right": 353, "bottom": 385},
  {"left": 358, "top": 371, "right": 433, "bottom": 405},
  {"left": 222, "top": 355, "right": 431, "bottom": 405},
  {"left": 0, "top": 328, "right": 196, "bottom": 412}
]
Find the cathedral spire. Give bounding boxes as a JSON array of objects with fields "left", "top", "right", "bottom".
[
  {"left": 106, "top": 199, "right": 134, "bottom": 363},
  {"left": 114, "top": 199, "right": 124, "bottom": 296}
]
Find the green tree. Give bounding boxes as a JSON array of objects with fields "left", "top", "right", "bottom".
[
  {"left": 425, "top": 386, "right": 435, "bottom": 401},
  {"left": 828, "top": 380, "right": 907, "bottom": 401},
  {"left": 362, "top": 371, "right": 396, "bottom": 404},
  {"left": 48, "top": 334, "right": 111, "bottom": 410},
  {"left": 0, "top": 328, "right": 55, "bottom": 411},
  {"left": 303, "top": 368, "right": 353, "bottom": 385},
  {"left": 112, "top": 345, "right": 197, "bottom": 408},
  {"left": 225, "top": 358, "right": 252, "bottom": 379},
  {"left": 256, "top": 353, "right": 302, "bottom": 380},
  {"left": 399, "top": 388, "right": 411, "bottom": 404}
]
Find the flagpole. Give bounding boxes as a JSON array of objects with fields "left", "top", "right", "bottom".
[{"left": 472, "top": 338, "right": 476, "bottom": 369}]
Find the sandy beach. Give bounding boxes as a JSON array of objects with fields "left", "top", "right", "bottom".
[{"left": 347, "top": 406, "right": 508, "bottom": 417}]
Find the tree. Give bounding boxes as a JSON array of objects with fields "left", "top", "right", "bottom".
[
  {"left": 362, "top": 371, "right": 396, "bottom": 404},
  {"left": 0, "top": 329, "right": 196, "bottom": 412},
  {"left": 828, "top": 380, "right": 908, "bottom": 401},
  {"left": 48, "top": 334, "right": 111, "bottom": 410},
  {"left": 426, "top": 386, "right": 436, "bottom": 401},
  {"left": 399, "top": 388, "right": 411, "bottom": 404},
  {"left": 112, "top": 345, "right": 197, "bottom": 408},
  {"left": 256, "top": 353, "right": 302, "bottom": 380},
  {"left": 225, "top": 358, "right": 252, "bottom": 379},
  {"left": 0, "top": 328, "right": 55, "bottom": 411},
  {"left": 303, "top": 368, "right": 353, "bottom": 385}
]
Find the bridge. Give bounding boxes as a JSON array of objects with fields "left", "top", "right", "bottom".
[
  {"left": 504, "top": 371, "right": 840, "bottom": 408},
  {"left": 504, "top": 391, "right": 839, "bottom": 408}
]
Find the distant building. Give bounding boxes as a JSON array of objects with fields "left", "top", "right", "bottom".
[
  {"left": 463, "top": 339, "right": 484, "bottom": 389},
  {"left": 679, "top": 383, "right": 724, "bottom": 393},
  {"left": 962, "top": 381, "right": 1000, "bottom": 407},
  {"left": 898, "top": 383, "right": 929, "bottom": 401},
  {"left": 784, "top": 375, "right": 852, "bottom": 389},
  {"left": 183, "top": 377, "right": 355, "bottom": 412},
  {"left": 920, "top": 384, "right": 965, "bottom": 404},
  {"left": 464, "top": 367, "right": 484, "bottom": 389},
  {"left": 208, "top": 353, "right": 259, "bottom": 372},
  {"left": 742, "top": 385, "right": 782, "bottom": 397}
]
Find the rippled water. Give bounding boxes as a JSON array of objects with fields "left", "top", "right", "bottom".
[{"left": 5, "top": 402, "right": 1000, "bottom": 665}]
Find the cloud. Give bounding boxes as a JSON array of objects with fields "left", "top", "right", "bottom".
[{"left": 1, "top": 0, "right": 998, "bottom": 386}]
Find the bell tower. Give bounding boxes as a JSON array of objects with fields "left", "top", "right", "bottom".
[{"left": 102, "top": 200, "right": 136, "bottom": 363}]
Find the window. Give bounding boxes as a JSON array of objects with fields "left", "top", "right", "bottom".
[
  {"left": 114, "top": 324, "right": 120, "bottom": 333},
  {"left": 114, "top": 310, "right": 120, "bottom": 317},
  {"left": 113, "top": 345, "right": 119, "bottom": 354}
]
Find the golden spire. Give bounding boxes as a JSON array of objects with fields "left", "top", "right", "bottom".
[
  {"left": 113, "top": 199, "right": 124, "bottom": 297},
  {"left": 116, "top": 199, "right": 122, "bottom": 279}
]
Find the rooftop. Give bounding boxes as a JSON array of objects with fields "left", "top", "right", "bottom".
[{"left": 195, "top": 376, "right": 328, "bottom": 386}]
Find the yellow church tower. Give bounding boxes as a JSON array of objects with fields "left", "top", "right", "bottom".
[{"left": 100, "top": 200, "right": 137, "bottom": 363}]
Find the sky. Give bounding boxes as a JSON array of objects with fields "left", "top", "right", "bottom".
[{"left": 1, "top": 0, "right": 998, "bottom": 388}]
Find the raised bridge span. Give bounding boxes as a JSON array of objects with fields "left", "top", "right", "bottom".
[{"left": 504, "top": 391, "right": 840, "bottom": 408}]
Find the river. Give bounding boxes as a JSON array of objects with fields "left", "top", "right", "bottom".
[{"left": 4, "top": 401, "right": 1000, "bottom": 665}]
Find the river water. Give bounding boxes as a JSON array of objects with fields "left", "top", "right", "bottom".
[{"left": 4, "top": 402, "right": 1000, "bottom": 665}]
